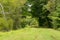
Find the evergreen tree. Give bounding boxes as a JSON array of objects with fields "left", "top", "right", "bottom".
[
  {"left": 49, "top": 0, "right": 60, "bottom": 29},
  {"left": 24, "top": 0, "right": 52, "bottom": 28}
]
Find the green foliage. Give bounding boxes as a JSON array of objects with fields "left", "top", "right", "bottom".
[
  {"left": 20, "top": 16, "right": 38, "bottom": 28},
  {"left": 0, "top": 17, "right": 8, "bottom": 31},
  {"left": 24, "top": 0, "right": 52, "bottom": 28},
  {"left": 0, "top": 0, "right": 27, "bottom": 31},
  {"left": 0, "top": 17, "right": 14, "bottom": 31},
  {"left": 48, "top": 0, "right": 60, "bottom": 29},
  {"left": 0, "top": 0, "right": 60, "bottom": 31}
]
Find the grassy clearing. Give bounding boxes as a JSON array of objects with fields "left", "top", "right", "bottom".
[{"left": 0, "top": 28, "right": 60, "bottom": 40}]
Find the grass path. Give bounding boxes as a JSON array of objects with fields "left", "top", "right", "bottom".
[{"left": 0, "top": 28, "right": 60, "bottom": 40}]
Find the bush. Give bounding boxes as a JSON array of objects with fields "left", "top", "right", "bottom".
[
  {"left": 0, "top": 17, "right": 8, "bottom": 31},
  {"left": 20, "top": 16, "right": 39, "bottom": 28},
  {"left": 0, "top": 17, "right": 13, "bottom": 31}
]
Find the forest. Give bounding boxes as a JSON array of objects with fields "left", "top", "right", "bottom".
[{"left": 0, "top": 0, "right": 60, "bottom": 40}]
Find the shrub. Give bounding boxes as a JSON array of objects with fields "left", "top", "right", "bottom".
[{"left": 20, "top": 16, "right": 39, "bottom": 28}]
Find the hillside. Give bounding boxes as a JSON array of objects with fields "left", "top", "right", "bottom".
[{"left": 0, "top": 28, "right": 60, "bottom": 40}]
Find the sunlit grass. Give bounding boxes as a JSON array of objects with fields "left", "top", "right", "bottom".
[{"left": 0, "top": 28, "right": 60, "bottom": 40}]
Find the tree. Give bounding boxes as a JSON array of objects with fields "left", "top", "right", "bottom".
[
  {"left": 0, "top": 0, "right": 27, "bottom": 31},
  {"left": 24, "top": 0, "right": 53, "bottom": 28},
  {"left": 48, "top": 0, "right": 60, "bottom": 29}
]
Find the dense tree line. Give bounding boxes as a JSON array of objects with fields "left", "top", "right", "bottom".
[{"left": 0, "top": 0, "right": 60, "bottom": 31}]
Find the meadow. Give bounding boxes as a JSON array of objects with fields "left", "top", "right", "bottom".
[{"left": 0, "top": 28, "right": 60, "bottom": 40}]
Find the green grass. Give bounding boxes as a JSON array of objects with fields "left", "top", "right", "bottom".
[{"left": 0, "top": 28, "right": 60, "bottom": 40}]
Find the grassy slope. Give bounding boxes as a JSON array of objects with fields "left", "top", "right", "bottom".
[{"left": 0, "top": 28, "right": 60, "bottom": 40}]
